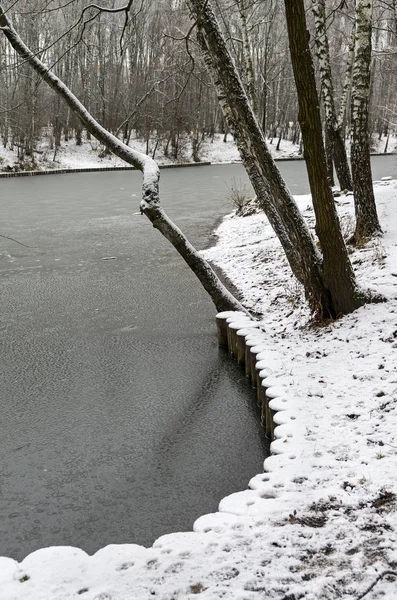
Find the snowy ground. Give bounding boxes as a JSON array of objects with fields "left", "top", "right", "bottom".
[
  {"left": 1, "top": 132, "right": 395, "bottom": 171},
  {"left": 1, "top": 175, "right": 397, "bottom": 598},
  {"left": 0, "top": 132, "right": 296, "bottom": 171}
]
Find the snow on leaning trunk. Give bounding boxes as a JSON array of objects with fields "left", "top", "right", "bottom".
[
  {"left": 0, "top": 5, "right": 246, "bottom": 315},
  {"left": 215, "top": 311, "right": 248, "bottom": 348}
]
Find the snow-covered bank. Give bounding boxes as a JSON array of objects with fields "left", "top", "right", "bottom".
[
  {"left": 0, "top": 133, "right": 296, "bottom": 172},
  {"left": 1, "top": 132, "right": 395, "bottom": 172},
  {"left": 1, "top": 183, "right": 397, "bottom": 599}
]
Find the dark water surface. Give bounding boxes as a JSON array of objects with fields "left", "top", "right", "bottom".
[
  {"left": 0, "top": 157, "right": 395, "bottom": 560},
  {"left": 0, "top": 164, "right": 264, "bottom": 561}
]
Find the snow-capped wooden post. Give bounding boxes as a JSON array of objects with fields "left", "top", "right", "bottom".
[
  {"left": 216, "top": 316, "right": 291, "bottom": 440},
  {"left": 244, "top": 336, "right": 265, "bottom": 381},
  {"left": 248, "top": 343, "right": 271, "bottom": 388},
  {"left": 258, "top": 380, "right": 270, "bottom": 432},
  {"left": 255, "top": 366, "right": 273, "bottom": 406},
  {"left": 236, "top": 329, "right": 249, "bottom": 366},
  {"left": 216, "top": 311, "right": 247, "bottom": 348},
  {"left": 226, "top": 318, "right": 250, "bottom": 355},
  {"left": 226, "top": 316, "right": 257, "bottom": 355},
  {"left": 261, "top": 378, "right": 279, "bottom": 438},
  {"left": 235, "top": 324, "right": 261, "bottom": 366}
]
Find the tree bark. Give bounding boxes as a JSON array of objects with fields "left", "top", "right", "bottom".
[
  {"left": 351, "top": 0, "right": 382, "bottom": 240},
  {"left": 284, "top": 0, "right": 367, "bottom": 315},
  {"left": 311, "top": 0, "right": 353, "bottom": 191},
  {"left": 0, "top": 5, "right": 246, "bottom": 315},
  {"left": 324, "top": 124, "right": 335, "bottom": 186},
  {"left": 187, "top": 0, "right": 334, "bottom": 317},
  {"left": 237, "top": 0, "right": 258, "bottom": 116},
  {"left": 338, "top": 35, "right": 355, "bottom": 130}
]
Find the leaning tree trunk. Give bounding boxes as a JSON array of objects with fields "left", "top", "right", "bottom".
[
  {"left": 351, "top": 0, "right": 382, "bottom": 240},
  {"left": 0, "top": 5, "right": 246, "bottom": 315},
  {"left": 284, "top": 0, "right": 368, "bottom": 315},
  {"left": 311, "top": 0, "right": 353, "bottom": 191},
  {"left": 189, "top": 0, "right": 368, "bottom": 316}
]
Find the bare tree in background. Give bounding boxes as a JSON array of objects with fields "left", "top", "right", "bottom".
[
  {"left": 1, "top": 0, "right": 396, "bottom": 166},
  {"left": 236, "top": 0, "right": 258, "bottom": 116}
]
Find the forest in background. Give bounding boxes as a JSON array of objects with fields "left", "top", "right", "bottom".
[{"left": 0, "top": 0, "right": 396, "bottom": 166}]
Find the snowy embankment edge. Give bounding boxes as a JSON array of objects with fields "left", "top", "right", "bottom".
[
  {"left": 0, "top": 156, "right": 309, "bottom": 178},
  {"left": 2, "top": 152, "right": 395, "bottom": 178},
  {"left": 214, "top": 310, "right": 301, "bottom": 482},
  {"left": 0, "top": 161, "right": 211, "bottom": 177}
]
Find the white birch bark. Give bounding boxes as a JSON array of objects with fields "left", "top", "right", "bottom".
[
  {"left": 338, "top": 34, "right": 355, "bottom": 129},
  {"left": 0, "top": 4, "right": 246, "bottom": 314},
  {"left": 237, "top": 0, "right": 258, "bottom": 116},
  {"left": 311, "top": 0, "right": 352, "bottom": 191},
  {"left": 351, "top": 0, "right": 382, "bottom": 239}
]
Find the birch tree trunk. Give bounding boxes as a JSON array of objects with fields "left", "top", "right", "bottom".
[
  {"left": 351, "top": 0, "right": 382, "bottom": 240},
  {"left": 188, "top": 0, "right": 369, "bottom": 316},
  {"left": 0, "top": 5, "right": 245, "bottom": 315},
  {"left": 324, "top": 125, "right": 335, "bottom": 187},
  {"left": 311, "top": 0, "right": 353, "bottom": 191},
  {"left": 338, "top": 34, "right": 355, "bottom": 131},
  {"left": 284, "top": 0, "right": 366, "bottom": 315},
  {"left": 237, "top": 0, "right": 258, "bottom": 116}
]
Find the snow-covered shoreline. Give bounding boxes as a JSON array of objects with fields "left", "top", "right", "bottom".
[
  {"left": 1, "top": 132, "right": 395, "bottom": 174},
  {"left": 0, "top": 133, "right": 297, "bottom": 173},
  {"left": 1, "top": 180, "right": 397, "bottom": 599}
]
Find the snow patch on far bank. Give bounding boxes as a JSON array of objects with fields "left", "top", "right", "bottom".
[{"left": 5, "top": 131, "right": 395, "bottom": 173}]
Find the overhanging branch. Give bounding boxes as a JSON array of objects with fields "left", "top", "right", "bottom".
[{"left": 0, "top": 4, "right": 246, "bottom": 314}]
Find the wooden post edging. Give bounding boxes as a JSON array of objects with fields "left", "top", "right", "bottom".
[
  {"left": 191, "top": 313, "right": 298, "bottom": 535},
  {"left": 216, "top": 312, "right": 297, "bottom": 457}
]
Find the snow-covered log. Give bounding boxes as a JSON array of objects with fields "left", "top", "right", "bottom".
[{"left": 0, "top": 4, "right": 246, "bottom": 314}]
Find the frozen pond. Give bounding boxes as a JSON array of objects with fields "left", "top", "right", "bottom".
[{"left": 0, "top": 156, "right": 395, "bottom": 560}]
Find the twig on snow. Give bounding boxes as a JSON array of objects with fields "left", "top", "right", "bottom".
[{"left": 356, "top": 570, "right": 397, "bottom": 600}]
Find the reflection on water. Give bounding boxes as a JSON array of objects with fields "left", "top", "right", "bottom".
[{"left": 0, "top": 166, "right": 269, "bottom": 561}]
